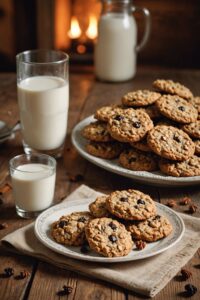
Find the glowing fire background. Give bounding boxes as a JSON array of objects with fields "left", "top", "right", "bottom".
[{"left": 55, "top": 0, "right": 100, "bottom": 54}]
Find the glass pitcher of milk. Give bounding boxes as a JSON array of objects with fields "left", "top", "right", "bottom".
[{"left": 95, "top": 0, "right": 151, "bottom": 82}]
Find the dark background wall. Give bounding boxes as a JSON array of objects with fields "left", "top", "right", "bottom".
[
  {"left": 0, "top": 0, "right": 37, "bottom": 71},
  {"left": 0, "top": 0, "right": 200, "bottom": 71},
  {"left": 135, "top": 0, "right": 200, "bottom": 68}
]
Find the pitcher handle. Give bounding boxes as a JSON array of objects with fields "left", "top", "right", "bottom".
[{"left": 132, "top": 6, "right": 151, "bottom": 52}]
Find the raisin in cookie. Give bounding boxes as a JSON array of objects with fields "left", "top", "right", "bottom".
[
  {"left": 181, "top": 120, "right": 200, "bottom": 139},
  {"left": 86, "top": 141, "right": 123, "bottom": 159},
  {"left": 127, "top": 215, "right": 173, "bottom": 242},
  {"left": 89, "top": 195, "right": 111, "bottom": 218},
  {"left": 94, "top": 105, "right": 124, "bottom": 122},
  {"left": 107, "top": 108, "right": 153, "bottom": 143},
  {"left": 159, "top": 156, "right": 200, "bottom": 177},
  {"left": 119, "top": 148, "right": 158, "bottom": 171},
  {"left": 51, "top": 212, "right": 92, "bottom": 246},
  {"left": 82, "top": 121, "right": 113, "bottom": 142},
  {"left": 122, "top": 90, "right": 161, "bottom": 107},
  {"left": 106, "top": 189, "right": 156, "bottom": 221},
  {"left": 156, "top": 95, "right": 198, "bottom": 124},
  {"left": 153, "top": 79, "right": 193, "bottom": 100},
  {"left": 85, "top": 217, "right": 133, "bottom": 257},
  {"left": 147, "top": 125, "right": 195, "bottom": 161}
]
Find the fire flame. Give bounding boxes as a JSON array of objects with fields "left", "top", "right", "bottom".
[
  {"left": 86, "top": 15, "right": 98, "bottom": 39},
  {"left": 68, "top": 16, "right": 81, "bottom": 39}
]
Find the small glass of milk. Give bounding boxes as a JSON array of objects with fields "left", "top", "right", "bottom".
[
  {"left": 9, "top": 153, "right": 56, "bottom": 219},
  {"left": 16, "top": 49, "right": 69, "bottom": 158}
]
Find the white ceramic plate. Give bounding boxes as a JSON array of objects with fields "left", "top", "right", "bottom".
[
  {"left": 34, "top": 199, "right": 185, "bottom": 263},
  {"left": 71, "top": 116, "right": 200, "bottom": 186}
]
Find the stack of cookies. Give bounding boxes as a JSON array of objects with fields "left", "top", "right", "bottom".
[
  {"left": 51, "top": 189, "right": 173, "bottom": 258},
  {"left": 81, "top": 79, "right": 200, "bottom": 177}
]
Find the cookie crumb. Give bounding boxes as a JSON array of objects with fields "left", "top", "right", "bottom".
[
  {"left": 167, "top": 200, "right": 176, "bottom": 208},
  {"left": 15, "top": 270, "right": 30, "bottom": 280},
  {"left": 181, "top": 268, "right": 192, "bottom": 280},
  {"left": 180, "top": 197, "right": 192, "bottom": 205},
  {"left": 135, "top": 240, "right": 146, "bottom": 250},
  {"left": 188, "top": 204, "right": 198, "bottom": 214}
]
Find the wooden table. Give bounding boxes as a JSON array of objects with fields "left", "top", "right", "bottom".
[{"left": 0, "top": 68, "right": 200, "bottom": 299}]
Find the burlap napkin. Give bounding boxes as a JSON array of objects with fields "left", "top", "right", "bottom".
[{"left": 1, "top": 185, "right": 200, "bottom": 297}]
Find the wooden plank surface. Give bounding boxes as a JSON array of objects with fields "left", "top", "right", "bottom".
[{"left": 0, "top": 69, "right": 200, "bottom": 299}]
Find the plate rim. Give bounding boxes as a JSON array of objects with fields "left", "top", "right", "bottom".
[
  {"left": 34, "top": 200, "right": 185, "bottom": 263},
  {"left": 71, "top": 115, "right": 200, "bottom": 186}
]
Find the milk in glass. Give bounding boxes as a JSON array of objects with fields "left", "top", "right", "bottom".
[
  {"left": 11, "top": 163, "right": 56, "bottom": 212},
  {"left": 17, "top": 76, "right": 69, "bottom": 150}
]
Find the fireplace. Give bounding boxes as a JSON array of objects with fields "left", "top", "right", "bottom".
[
  {"left": 66, "top": 13, "right": 98, "bottom": 62},
  {"left": 54, "top": 0, "right": 101, "bottom": 63},
  {"left": 0, "top": 0, "right": 101, "bottom": 70}
]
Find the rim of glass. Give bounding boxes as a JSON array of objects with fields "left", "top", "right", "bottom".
[
  {"left": 16, "top": 49, "right": 69, "bottom": 65},
  {"left": 9, "top": 153, "right": 56, "bottom": 172}
]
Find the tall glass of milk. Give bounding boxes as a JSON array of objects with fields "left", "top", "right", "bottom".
[
  {"left": 10, "top": 153, "right": 56, "bottom": 219},
  {"left": 16, "top": 50, "right": 69, "bottom": 158},
  {"left": 95, "top": 0, "right": 151, "bottom": 82}
]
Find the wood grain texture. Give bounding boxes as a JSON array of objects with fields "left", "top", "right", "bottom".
[
  {"left": 0, "top": 69, "right": 200, "bottom": 299},
  {"left": 134, "top": 0, "right": 200, "bottom": 68},
  {"left": 0, "top": 251, "right": 37, "bottom": 300}
]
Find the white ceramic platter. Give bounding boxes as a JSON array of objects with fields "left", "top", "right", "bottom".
[
  {"left": 71, "top": 116, "right": 200, "bottom": 186},
  {"left": 34, "top": 199, "right": 185, "bottom": 263}
]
